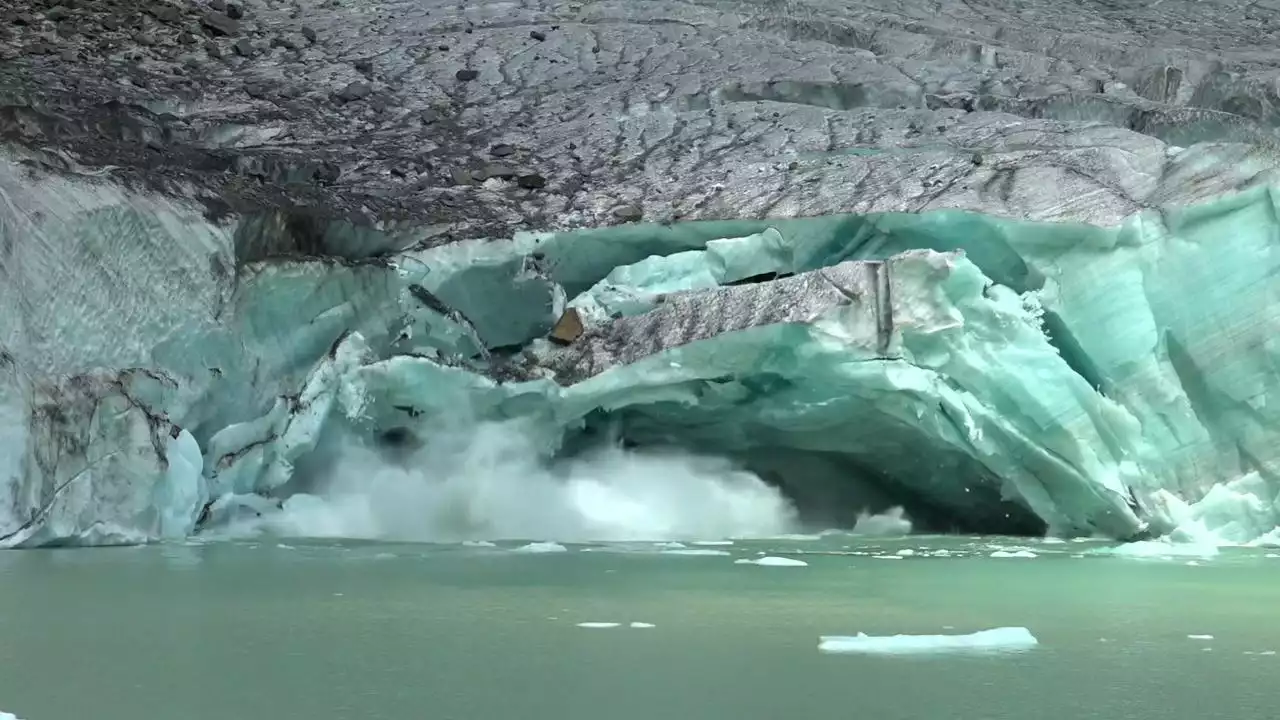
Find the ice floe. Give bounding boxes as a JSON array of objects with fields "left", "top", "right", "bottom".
[
  {"left": 735, "top": 556, "right": 808, "bottom": 567},
  {"left": 818, "top": 627, "right": 1039, "bottom": 655}
]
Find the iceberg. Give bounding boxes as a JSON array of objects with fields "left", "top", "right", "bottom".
[{"left": 818, "top": 627, "right": 1040, "bottom": 655}]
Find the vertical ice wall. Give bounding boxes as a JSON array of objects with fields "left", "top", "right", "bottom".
[{"left": 6, "top": 149, "right": 1280, "bottom": 545}]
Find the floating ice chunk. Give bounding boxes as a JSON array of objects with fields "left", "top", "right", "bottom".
[
  {"left": 990, "top": 549, "right": 1037, "bottom": 558},
  {"left": 819, "top": 627, "right": 1039, "bottom": 655},
  {"left": 896, "top": 549, "right": 916, "bottom": 556},
  {"left": 654, "top": 541, "right": 687, "bottom": 549},
  {"left": 1100, "top": 540, "right": 1219, "bottom": 559},
  {"left": 662, "top": 548, "right": 732, "bottom": 556},
  {"left": 462, "top": 540, "right": 498, "bottom": 547},
  {"left": 735, "top": 556, "right": 808, "bottom": 567},
  {"left": 692, "top": 540, "right": 734, "bottom": 546},
  {"left": 629, "top": 622, "right": 656, "bottom": 628},
  {"left": 1187, "top": 634, "right": 1214, "bottom": 640},
  {"left": 577, "top": 622, "right": 621, "bottom": 629},
  {"left": 0, "top": 712, "right": 21, "bottom": 720},
  {"left": 515, "top": 541, "right": 569, "bottom": 553},
  {"left": 874, "top": 555, "right": 904, "bottom": 560}
]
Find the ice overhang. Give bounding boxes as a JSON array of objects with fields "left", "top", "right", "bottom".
[{"left": 6, "top": 156, "right": 1280, "bottom": 546}]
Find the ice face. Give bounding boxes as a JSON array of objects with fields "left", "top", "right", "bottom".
[{"left": 6, "top": 151, "right": 1280, "bottom": 546}]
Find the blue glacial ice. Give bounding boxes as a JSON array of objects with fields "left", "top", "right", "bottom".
[
  {"left": 7, "top": 151, "right": 1280, "bottom": 546},
  {"left": 818, "top": 627, "right": 1039, "bottom": 655}
]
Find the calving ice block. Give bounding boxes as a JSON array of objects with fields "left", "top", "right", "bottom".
[{"left": 6, "top": 146, "right": 1280, "bottom": 547}]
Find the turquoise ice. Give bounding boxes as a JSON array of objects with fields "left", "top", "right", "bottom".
[{"left": 4, "top": 152, "right": 1280, "bottom": 545}]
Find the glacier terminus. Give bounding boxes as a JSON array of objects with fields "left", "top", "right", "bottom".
[{"left": 5, "top": 0, "right": 1280, "bottom": 547}]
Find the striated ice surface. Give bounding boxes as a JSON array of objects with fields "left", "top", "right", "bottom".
[{"left": 11, "top": 149, "right": 1280, "bottom": 546}]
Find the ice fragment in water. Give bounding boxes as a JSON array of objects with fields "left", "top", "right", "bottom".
[
  {"left": 514, "top": 541, "right": 569, "bottom": 553},
  {"left": 990, "top": 549, "right": 1037, "bottom": 558},
  {"left": 1187, "top": 634, "right": 1214, "bottom": 640},
  {"left": 662, "top": 548, "right": 732, "bottom": 556},
  {"left": 577, "top": 622, "right": 621, "bottom": 629},
  {"left": 819, "top": 627, "right": 1039, "bottom": 655},
  {"left": 735, "top": 556, "right": 808, "bottom": 567},
  {"left": 629, "top": 622, "right": 656, "bottom": 628}
]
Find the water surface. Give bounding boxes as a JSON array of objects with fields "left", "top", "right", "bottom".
[{"left": 0, "top": 536, "right": 1274, "bottom": 720}]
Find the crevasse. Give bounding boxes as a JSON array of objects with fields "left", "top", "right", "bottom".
[{"left": 4, "top": 153, "right": 1280, "bottom": 547}]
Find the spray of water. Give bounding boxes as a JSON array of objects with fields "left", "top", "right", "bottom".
[{"left": 245, "top": 420, "right": 802, "bottom": 543}]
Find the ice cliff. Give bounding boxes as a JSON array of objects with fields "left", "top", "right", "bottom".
[
  {"left": 7, "top": 0, "right": 1280, "bottom": 545},
  {"left": 7, "top": 149, "right": 1280, "bottom": 545}
]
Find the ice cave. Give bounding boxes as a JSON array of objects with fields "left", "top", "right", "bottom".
[{"left": 6, "top": 153, "right": 1280, "bottom": 547}]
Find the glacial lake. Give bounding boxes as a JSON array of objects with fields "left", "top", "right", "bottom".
[{"left": 0, "top": 535, "right": 1275, "bottom": 720}]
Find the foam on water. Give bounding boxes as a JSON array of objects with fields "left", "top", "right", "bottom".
[{"left": 818, "top": 627, "right": 1039, "bottom": 655}]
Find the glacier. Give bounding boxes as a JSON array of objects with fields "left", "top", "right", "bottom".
[
  {"left": 7, "top": 146, "right": 1280, "bottom": 546},
  {"left": 10, "top": 0, "right": 1280, "bottom": 546}
]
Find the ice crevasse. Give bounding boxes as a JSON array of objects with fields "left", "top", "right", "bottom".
[{"left": 3, "top": 152, "right": 1280, "bottom": 547}]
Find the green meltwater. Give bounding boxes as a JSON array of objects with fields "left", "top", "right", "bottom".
[{"left": 0, "top": 535, "right": 1275, "bottom": 720}]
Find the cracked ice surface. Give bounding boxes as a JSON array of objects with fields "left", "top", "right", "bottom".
[
  {"left": 12, "top": 149, "right": 1280, "bottom": 544},
  {"left": 12, "top": 0, "right": 1280, "bottom": 544}
]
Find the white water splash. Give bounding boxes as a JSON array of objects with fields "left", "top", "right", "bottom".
[{"left": 231, "top": 421, "right": 799, "bottom": 543}]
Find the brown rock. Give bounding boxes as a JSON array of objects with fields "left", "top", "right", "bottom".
[{"left": 549, "top": 307, "right": 584, "bottom": 345}]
